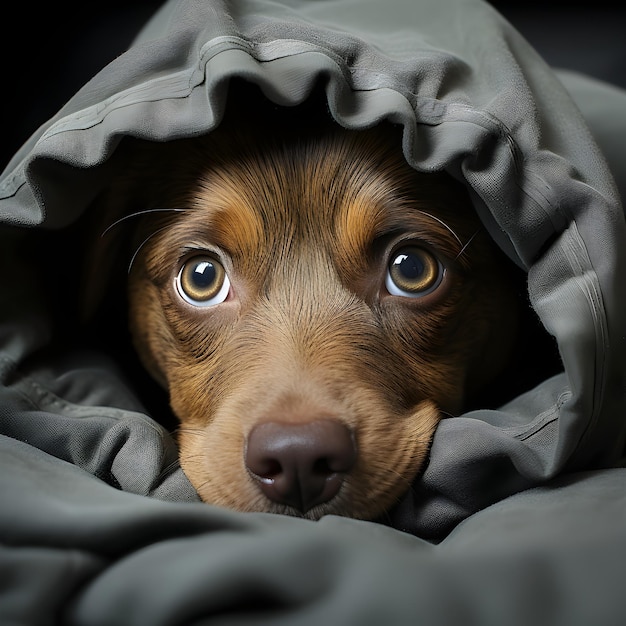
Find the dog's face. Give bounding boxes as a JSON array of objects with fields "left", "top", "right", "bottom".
[{"left": 101, "top": 119, "right": 518, "bottom": 521}]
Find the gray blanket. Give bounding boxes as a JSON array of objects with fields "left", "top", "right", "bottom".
[{"left": 1, "top": 0, "right": 625, "bottom": 623}]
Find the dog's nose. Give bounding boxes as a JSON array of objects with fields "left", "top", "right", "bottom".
[{"left": 245, "top": 420, "right": 357, "bottom": 514}]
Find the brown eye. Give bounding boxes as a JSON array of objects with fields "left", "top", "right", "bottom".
[
  {"left": 175, "top": 255, "right": 230, "bottom": 307},
  {"left": 386, "top": 246, "right": 443, "bottom": 297}
]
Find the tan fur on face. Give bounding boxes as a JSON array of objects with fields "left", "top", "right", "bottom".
[{"left": 108, "top": 118, "right": 518, "bottom": 521}]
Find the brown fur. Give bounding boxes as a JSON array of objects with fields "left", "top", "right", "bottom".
[{"left": 92, "top": 114, "right": 519, "bottom": 521}]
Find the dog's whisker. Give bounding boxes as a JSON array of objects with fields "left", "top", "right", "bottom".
[
  {"left": 454, "top": 229, "right": 480, "bottom": 261},
  {"left": 101, "top": 207, "right": 188, "bottom": 239},
  {"left": 174, "top": 426, "right": 206, "bottom": 436},
  {"left": 191, "top": 476, "right": 215, "bottom": 494},
  {"left": 374, "top": 506, "right": 395, "bottom": 527},
  {"left": 414, "top": 210, "right": 483, "bottom": 261},
  {"left": 170, "top": 427, "right": 207, "bottom": 443},
  {"left": 127, "top": 225, "right": 171, "bottom": 274},
  {"left": 415, "top": 210, "right": 463, "bottom": 247},
  {"left": 158, "top": 460, "right": 184, "bottom": 478}
]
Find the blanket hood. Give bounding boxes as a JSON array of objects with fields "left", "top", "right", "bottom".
[{"left": 1, "top": 0, "right": 625, "bottom": 539}]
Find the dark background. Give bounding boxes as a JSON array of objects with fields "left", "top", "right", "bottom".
[{"left": 2, "top": 2, "right": 624, "bottom": 171}]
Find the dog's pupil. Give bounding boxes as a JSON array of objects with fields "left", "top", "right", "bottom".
[
  {"left": 395, "top": 253, "right": 424, "bottom": 279},
  {"left": 192, "top": 261, "right": 216, "bottom": 287}
]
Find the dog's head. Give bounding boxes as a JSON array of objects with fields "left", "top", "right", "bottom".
[{"left": 92, "top": 113, "right": 519, "bottom": 521}]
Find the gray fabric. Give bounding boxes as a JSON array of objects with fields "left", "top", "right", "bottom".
[
  {"left": 1, "top": 0, "right": 625, "bottom": 622},
  {"left": 556, "top": 69, "right": 626, "bottom": 205},
  {"left": 1, "top": 438, "right": 624, "bottom": 625}
]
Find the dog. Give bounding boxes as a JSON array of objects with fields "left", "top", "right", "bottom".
[{"left": 86, "top": 95, "right": 521, "bottom": 522}]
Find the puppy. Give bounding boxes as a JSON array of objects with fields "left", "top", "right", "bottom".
[{"left": 90, "top": 105, "right": 519, "bottom": 521}]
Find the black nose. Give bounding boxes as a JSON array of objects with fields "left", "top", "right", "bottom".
[{"left": 245, "top": 420, "right": 357, "bottom": 514}]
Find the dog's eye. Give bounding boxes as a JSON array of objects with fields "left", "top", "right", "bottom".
[
  {"left": 176, "top": 255, "right": 230, "bottom": 307},
  {"left": 385, "top": 246, "right": 443, "bottom": 297}
]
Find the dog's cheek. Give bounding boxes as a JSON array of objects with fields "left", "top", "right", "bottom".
[
  {"left": 167, "top": 360, "right": 221, "bottom": 429},
  {"left": 176, "top": 404, "right": 270, "bottom": 511},
  {"left": 163, "top": 312, "right": 239, "bottom": 407},
  {"left": 376, "top": 300, "right": 468, "bottom": 414},
  {"left": 127, "top": 275, "right": 176, "bottom": 389},
  {"left": 346, "top": 398, "right": 440, "bottom": 519},
  {"left": 166, "top": 364, "right": 238, "bottom": 505}
]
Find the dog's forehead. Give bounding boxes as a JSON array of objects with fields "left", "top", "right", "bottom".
[
  {"left": 174, "top": 128, "right": 474, "bottom": 257},
  {"left": 147, "top": 127, "right": 480, "bottom": 293}
]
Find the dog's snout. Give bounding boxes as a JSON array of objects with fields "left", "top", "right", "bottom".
[{"left": 245, "top": 420, "right": 357, "bottom": 514}]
